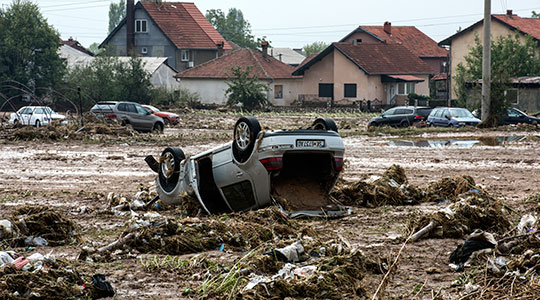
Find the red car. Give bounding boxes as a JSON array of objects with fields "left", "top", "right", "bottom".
[{"left": 142, "top": 105, "right": 179, "bottom": 125}]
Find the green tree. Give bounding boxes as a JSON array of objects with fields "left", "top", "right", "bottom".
[
  {"left": 225, "top": 66, "right": 269, "bottom": 111},
  {"left": 454, "top": 33, "right": 540, "bottom": 125},
  {"left": 532, "top": 11, "right": 540, "bottom": 18},
  {"left": 206, "top": 8, "right": 265, "bottom": 49},
  {"left": 0, "top": 0, "right": 65, "bottom": 98},
  {"left": 63, "top": 56, "right": 152, "bottom": 109},
  {"left": 87, "top": 42, "right": 104, "bottom": 56},
  {"left": 108, "top": 0, "right": 125, "bottom": 33},
  {"left": 302, "top": 41, "right": 329, "bottom": 56}
]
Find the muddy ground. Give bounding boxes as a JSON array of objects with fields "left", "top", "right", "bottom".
[{"left": 1, "top": 111, "right": 540, "bottom": 299}]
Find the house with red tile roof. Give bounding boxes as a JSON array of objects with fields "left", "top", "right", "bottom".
[
  {"left": 176, "top": 44, "right": 302, "bottom": 105},
  {"left": 439, "top": 10, "right": 540, "bottom": 99},
  {"left": 100, "top": 1, "right": 231, "bottom": 72},
  {"left": 340, "top": 22, "right": 449, "bottom": 75},
  {"left": 292, "top": 42, "right": 433, "bottom": 106}
]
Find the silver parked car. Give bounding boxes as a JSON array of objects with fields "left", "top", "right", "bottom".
[
  {"left": 9, "top": 106, "right": 68, "bottom": 127},
  {"left": 145, "top": 116, "right": 346, "bottom": 217},
  {"left": 90, "top": 101, "right": 165, "bottom": 133}
]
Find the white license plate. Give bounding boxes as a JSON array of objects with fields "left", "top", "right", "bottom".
[{"left": 296, "top": 139, "right": 325, "bottom": 148}]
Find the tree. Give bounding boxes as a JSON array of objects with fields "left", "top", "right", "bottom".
[
  {"left": 0, "top": 0, "right": 65, "bottom": 98},
  {"left": 87, "top": 42, "right": 104, "bottom": 56},
  {"left": 302, "top": 41, "right": 329, "bottom": 56},
  {"left": 225, "top": 66, "right": 269, "bottom": 111},
  {"left": 454, "top": 33, "right": 540, "bottom": 126},
  {"left": 108, "top": 0, "right": 125, "bottom": 33},
  {"left": 532, "top": 11, "right": 540, "bottom": 18},
  {"left": 63, "top": 56, "right": 152, "bottom": 109},
  {"left": 206, "top": 8, "right": 265, "bottom": 49}
]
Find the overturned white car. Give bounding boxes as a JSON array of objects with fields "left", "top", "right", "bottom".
[{"left": 145, "top": 116, "right": 346, "bottom": 217}]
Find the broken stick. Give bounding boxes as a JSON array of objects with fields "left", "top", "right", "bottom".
[
  {"left": 410, "top": 221, "right": 436, "bottom": 243},
  {"left": 97, "top": 232, "right": 136, "bottom": 253}
]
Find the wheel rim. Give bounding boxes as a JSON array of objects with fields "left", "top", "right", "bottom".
[
  {"left": 160, "top": 152, "right": 175, "bottom": 179},
  {"left": 235, "top": 121, "right": 250, "bottom": 150},
  {"left": 313, "top": 122, "right": 325, "bottom": 130}
]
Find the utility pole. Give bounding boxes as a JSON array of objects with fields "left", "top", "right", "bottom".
[{"left": 481, "top": 0, "right": 491, "bottom": 122}]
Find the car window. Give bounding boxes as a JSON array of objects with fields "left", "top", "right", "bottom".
[
  {"left": 507, "top": 109, "right": 521, "bottom": 117},
  {"left": 396, "top": 109, "right": 413, "bottom": 115},
  {"left": 146, "top": 105, "right": 159, "bottom": 112},
  {"left": 449, "top": 108, "right": 473, "bottom": 118},
  {"left": 126, "top": 104, "right": 137, "bottom": 113},
  {"left": 44, "top": 107, "right": 53, "bottom": 114},
  {"left": 221, "top": 180, "right": 256, "bottom": 211},
  {"left": 117, "top": 103, "right": 127, "bottom": 112},
  {"left": 34, "top": 108, "right": 44, "bottom": 114},
  {"left": 135, "top": 105, "right": 147, "bottom": 115},
  {"left": 431, "top": 109, "right": 441, "bottom": 117},
  {"left": 19, "top": 107, "right": 32, "bottom": 114},
  {"left": 383, "top": 108, "right": 396, "bottom": 116},
  {"left": 416, "top": 108, "right": 432, "bottom": 117}
]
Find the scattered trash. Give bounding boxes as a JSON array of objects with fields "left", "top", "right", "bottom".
[
  {"left": 0, "top": 251, "right": 14, "bottom": 265},
  {"left": 90, "top": 274, "right": 115, "bottom": 299},
  {"left": 24, "top": 236, "right": 49, "bottom": 247},
  {"left": 265, "top": 241, "right": 305, "bottom": 263},
  {"left": 449, "top": 230, "right": 497, "bottom": 270},
  {"left": 517, "top": 214, "right": 537, "bottom": 234}
]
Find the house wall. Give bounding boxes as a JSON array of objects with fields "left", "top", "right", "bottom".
[
  {"left": 175, "top": 49, "right": 218, "bottom": 72},
  {"left": 301, "top": 50, "right": 335, "bottom": 95},
  {"left": 422, "top": 57, "right": 445, "bottom": 74},
  {"left": 269, "top": 79, "right": 302, "bottom": 106},
  {"left": 343, "top": 32, "right": 382, "bottom": 44},
  {"left": 105, "top": 8, "right": 178, "bottom": 69},
  {"left": 448, "top": 20, "right": 532, "bottom": 98},
  {"left": 467, "top": 86, "right": 540, "bottom": 113},
  {"left": 151, "top": 64, "right": 180, "bottom": 91}
]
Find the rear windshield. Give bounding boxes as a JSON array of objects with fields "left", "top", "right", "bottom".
[
  {"left": 92, "top": 104, "right": 115, "bottom": 111},
  {"left": 415, "top": 108, "right": 433, "bottom": 116},
  {"left": 449, "top": 108, "right": 474, "bottom": 118}
]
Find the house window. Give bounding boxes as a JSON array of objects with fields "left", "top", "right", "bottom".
[
  {"left": 505, "top": 89, "right": 518, "bottom": 104},
  {"left": 398, "top": 83, "right": 405, "bottom": 95},
  {"left": 181, "top": 50, "right": 189, "bottom": 61},
  {"left": 407, "top": 83, "right": 415, "bottom": 94},
  {"left": 135, "top": 19, "right": 147, "bottom": 33},
  {"left": 344, "top": 84, "right": 357, "bottom": 98},
  {"left": 141, "top": 47, "right": 148, "bottom": 54},
  {"left": 318, "top": 83, "right": 333, "bottom": 98},
  {"left": 274, "top": 85, "right": 283, "bottom": 99},
  {"left": 398, "top": 82, "right": 416, "bottom": 95}
]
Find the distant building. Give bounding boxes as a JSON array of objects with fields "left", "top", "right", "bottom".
[
  {"left": 177, "top": 43, "right": 301, "bottom": 106},
  {"left": 439, "top": 10, "right": 540, "bottom": 99},
  {"left": 100, "top": 1, "right": 231, "bottom": 72},
  {"left": 267, "top": 48, "right": 306, "bottom": 67}
]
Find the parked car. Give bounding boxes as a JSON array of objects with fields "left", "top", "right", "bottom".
[
  {"left": 427, "top": 107, "right": 481, "bottom": 127},
  {"left": 499, "top": 108, "right": 540, "bottom": 125},
  {"left": 141, "top": 105, "right": 180, "bottom": 126},
  {"left": 368, "top": 106, "right": 433, "bottom": 127},
  {"left": 90, "top": 101, "right": 164, "bottom": 133},
  {"left": 145, "top": 116, "right": 346, "bottom": 217},
  {"left": 9, "top": 106, "right": 68, "bottom": 127}
]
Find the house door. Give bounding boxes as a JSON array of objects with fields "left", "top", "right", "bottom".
[
  {"left": 387, "top": 84, "right": 397, "bottom": 104},
  {"left": 318, "top": 83, "right": 334, "bottom": 100}
]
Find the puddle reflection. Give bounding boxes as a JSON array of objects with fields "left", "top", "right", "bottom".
[{"left": 386, "top": 136, "right": 526, "bottom": 148}]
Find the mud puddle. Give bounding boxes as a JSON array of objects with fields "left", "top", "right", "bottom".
[{"left": 386, "top": 136, "right": 526, "bottom": 148}]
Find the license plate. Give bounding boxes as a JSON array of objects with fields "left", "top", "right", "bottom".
[{"left": 296, "top": 139, "right": 325, "bottom": 148}]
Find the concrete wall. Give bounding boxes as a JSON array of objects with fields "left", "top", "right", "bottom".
[
  {"left": 269, "top": 79, "right": 303, "bottom": 106},
  {"left": 468, "top": 86, "right": 540, "bottom": 113},
  {"left": 448, "top": 20, "right": 531, "bottom": 98},
  {"left": 422, "top": 57, "right": 445, "bottom": 74},
  {"left": 175, "top": 49, "right": 218, "bottom": 72}
]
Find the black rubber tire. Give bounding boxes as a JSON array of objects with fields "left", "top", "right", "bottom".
[
  {"left": 35, "top": 120, "right": 41, "bottom": 128},
  {"left": 153, "top": 122, "right": 164, "bottom": 133},
  {"left": 162, "top": 118, "right": 170, "bottom": 126},
  {"left": 232, "top": 116, "right": 261, "bottom": 163},
  {"left": 399, "top": 120, "right": 409, "bottom": 128},
  {"left": 312, "top": 117, "right": 338, "bottom": 132},
  {"left": 158, "top": 147, "right": 185, "bottom": 193}
]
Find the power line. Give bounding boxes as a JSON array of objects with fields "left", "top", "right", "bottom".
[
  {"left": 41, "top": 3, "right": 110, "bottom": 13},
  {"left": 39, "top": 0, "right": 110, "bottom": 9}
]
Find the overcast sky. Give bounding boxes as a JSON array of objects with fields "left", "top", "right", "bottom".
[{"left": 1, "top": 0, "right": 539, "bottom": 49}]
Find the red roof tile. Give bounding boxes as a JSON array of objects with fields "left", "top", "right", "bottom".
[
  {"left": 386, "top": 75, "right": 424, "bottom": 82},
  {"left": 354, "top": 26, "right": 448, "bottom": 58},
  {"left": 492, "top": 14, "right": 540, "bottom": 41},
  {"left": 432, "top": 73, "right": 448, "bottom": 81},
  {"left": 334, "top": 43, "right": 433, "bottom": 74},
  {"left": 141, "top": 2, "right": 231, "bottom": 50},
  {"left": 60, "top": 38, "right": 93, "bottom": 56},
  {"left": 296, "top": 53, "right": 318, "bottom": 70},
  {"left": 176, "top": 48, "right": 299, "bottom": 79}
]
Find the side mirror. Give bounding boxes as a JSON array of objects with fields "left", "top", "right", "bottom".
[
  {"left": 146, "top": 111, "right": 151, "bottom": 115},
  {"left": 380, "top": 114, "right": 386, "bottom": 118}
]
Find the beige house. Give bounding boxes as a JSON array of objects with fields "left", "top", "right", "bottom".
[
  {"left": 439, "top": 10, "right": 540, "bottom": 99},
  {"left": 292, "top": 42, "right": 433, "bottom": 106},
  {"left": 176, "top": 44, "right": 302, "bottom": 106}
]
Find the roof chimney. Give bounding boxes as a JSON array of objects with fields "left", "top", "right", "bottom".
[
  {"left": 383, "top": 21, "right": 391, "bottom": 34},
  {"left": 261, "top": 41, "right": 269, "bottom": 58},
  {"left": 126, "top": 0, "right": 135, "bottom": 54},
  {"left": 216, "top": 41, "right": 224, "bottom": 57},
  {"left": 506, "top": 9, "right": 513, "bottom": 16}
]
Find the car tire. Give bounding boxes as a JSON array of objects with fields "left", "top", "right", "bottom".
[
  {"left": 427, "top": 122, "right": 432, "bottom": 127},
  {"left": 35, "top": 120, "right": 41, "bottom": 128},
  {"left": 162, "top": 118, "right": 170, "bottom": 126},
  {"left": 153, "top": 122, "right": 164, "bottom": 133},
  {"left": 399, "top": 120, "right": 409, "bottom": 128},
  {"left": 158, "top": 147, "right": 186, "bottom": 193},
  {"left": 312, "top": 117, "right": 338, "bottom": 132},
  {"left": 233, "top": 116, "right": 261, "bottom": 163}
]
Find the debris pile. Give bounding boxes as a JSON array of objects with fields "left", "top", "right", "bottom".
[
  {"left": 425, "top": 175, "right": 476, "bottom": 202},
  {"left": 406, "top": 190, "right": 511, "bottom": 240},
  {"left": 332, "top": 165, "right": 425, "bottom": 206},
  {"left": 0, "top": 251, "right": 114, "bottom": 299},
  {"left": 1, "top": 205, "right": 78, "bottom": 247}
]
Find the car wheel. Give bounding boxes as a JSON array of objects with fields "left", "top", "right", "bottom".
[
  {"left": 153, "top": 122, "right": 164, "bottom": 133},
  {"left": 312, "top": 117, "right": 338, "bottom": 132},
  {"left": 158, "top": 147, "right": 186, "bottom": 193},
  {"left": 399, "top": 120, "right": 409, "bottom": 128},
  {"left": 232, "top": 116, "right": 261, "bottom": 163},
  {"left": 35, "top": 120, "right": 41, "bottom": 128},
  {"left": 162, "top": 118, "right": 170, "bottom": 126},
  {"left": 427, "top": 122, "right": 432, "bottom": 127}
]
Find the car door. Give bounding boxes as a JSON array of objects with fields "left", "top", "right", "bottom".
[
  {"left": 441, "top": 109, "right": 452, "bottom": 127},
  {"left": 380, "top": 108, "right": 397, "bottom": 126},
  {"left": 505, "top": 108, "right": 523, "bottom": 125},
  {"left": 134, "top": 104, "right": 153, "bottom": 131},
  {"left": 124, "top": 103, "right": 142, "bottom": 130},
  {"left": 18, "top": 107, "right": 32, "bottom": 125}
]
